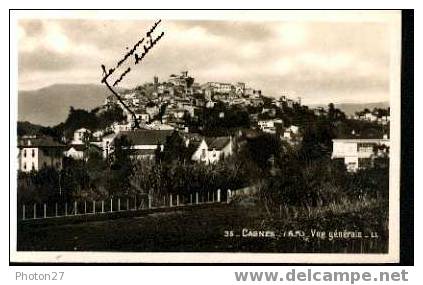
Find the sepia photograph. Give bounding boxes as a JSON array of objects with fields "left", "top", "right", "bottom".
[{"left": 9, "top": 10, "right": 403, "bottom": 263}]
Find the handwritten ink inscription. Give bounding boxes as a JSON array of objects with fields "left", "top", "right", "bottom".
[{"left": 100, "top": 19, "right": 165, "bottom": 129}]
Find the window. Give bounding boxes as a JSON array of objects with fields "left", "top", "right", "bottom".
[
  {"left": 23, "top": 162, "right": 26, "bottom": 170},
  {"left": 31, "top": 149, "right": 35, "bottom": 157},
  {"left": 23, "top": 149, "right": 26, "bottom": 157},
  {"left": 31, "top": 163, "right": 35, "bottom": 171},
  {"left": 357, "top": 143, "right": 374, "bottom": 153}
]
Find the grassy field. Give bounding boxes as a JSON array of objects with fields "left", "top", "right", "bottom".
[{"left": 17, "top": 199, "right": 388, "bottom": 253}]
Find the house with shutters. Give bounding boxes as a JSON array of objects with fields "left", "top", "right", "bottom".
[{"left": 18, "top": 135, "right": 66, "bottom": 172}]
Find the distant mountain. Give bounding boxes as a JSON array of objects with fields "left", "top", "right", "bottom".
[
  {"left": 18, "top": 84, "right": 126, "bottom": 126},
  {"left": 310, "top": 102, "right": 390, "bottom": 117}
]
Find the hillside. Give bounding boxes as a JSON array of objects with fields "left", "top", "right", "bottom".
[
  {"left": 18, "top": 84, "right": 126, "bottom": 126},
  {"left": 310, "top": 102, "right": 390, "bottom": 117}
]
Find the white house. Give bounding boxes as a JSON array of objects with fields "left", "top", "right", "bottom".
[
  {"left": 64, "top": 144, "right": 102, "bottom": 160},
  {"left": 282, "top": 125, "right": 300, "bottom": 139},
  {"left": 331, "top": 138, "right": 390, "bottom": 172},
  {"left": 206, "top": 82, "right": 233, "bottom": 94},
  {"left": 191, "top": 136, "right": 233, "bottom": 165},
  {"left": 18, "top": 136, "right": 66, "bottom": 172},
  {"left": 71, "top": 128, "right": 91, "bottom": 144},
  {"left": 64, "top": 145, "right": 86, "bottom": 160},
  {"left": 280, "top": 125, "right": 302, "bottom": 146},
  {"left": 112, "top": 122, "right": 131, "bottom": 133},
  {"left": 258, "top": 119, "right": 283, "bottom": 134},
  {"left": 364, "top": 112, "right": 378, "bottom": 122}
]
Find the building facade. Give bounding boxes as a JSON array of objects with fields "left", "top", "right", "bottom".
[
  {"left": 18, "top": 136, "right": 65, "bottom": 172},
  {"left": 191, "top": 136, "right": 233, "bottom": 165},
  {"left": 331, "top": 138, "right": 390, "bottom": 172}
]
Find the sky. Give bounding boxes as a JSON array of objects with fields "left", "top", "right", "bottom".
[{"left": 18, "top": 19, "right": 393, "bottom": 105}]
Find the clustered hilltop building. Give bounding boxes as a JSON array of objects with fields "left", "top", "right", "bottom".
[
  {"left": 105, "top": 70, "right": 267, "bottom": 129},
  {"left": 17, "top": 71, "right": 390, "bottom": 173}
]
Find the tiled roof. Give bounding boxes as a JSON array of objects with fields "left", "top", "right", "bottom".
[
  {"left": 335, "top": 133, "right": 388, "bottom": 140},
  {"left": 68, "top": 144, "right": 102, "bottom": 152},
  {"left": 126, "top": 149, "right": 157, "bottom": 156},
  {"left": 115, "top": 130, "right": 174, "bottom": 146},
  {"left": 332, "top": 138, "right": 389, "bottom": 143},
  {"left": 18, "top": 136, "right": 65, "bottom": 148},
  {"left": 206, "top": 137, "right": 231, "bottom": 150},
  {"left": 68, "top": 144, "right": 86, "bottom": 151}
]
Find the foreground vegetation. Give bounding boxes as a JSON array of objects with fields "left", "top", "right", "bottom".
[{"left": 18, "top": 196, "right": 387, "bottom": 253}]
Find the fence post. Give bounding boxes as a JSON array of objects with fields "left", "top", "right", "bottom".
[
  {"left": 93, "top": 200, "right": 96, "bottom": 214},
  {"left": 101, "top": 200, "right": 104, "bottom": 213},
  {"left": 148, "top": 195, "right": 152, "bottom": 209},
  {"left": 195, "top": 192, "right": 199, "bottom": 204},
  {"left": 207, "top": 192, "right": 210, "bottom": 203},
  {"left": 33, "top": 203, "right": 36, "bottom": 219},
  {"left": 190, "top": 194, "right": 192, "bottom": 204},
  {"left": 110, "top": 199, "right": 113, "bottom": 212},
  {"left": 169, "top": 194, "right": 173, "bottom": 207},
  {"left": 134, "top": 196, "right": 137, "bottom": 210},
  {"left": 163, "top": 196, "right": 165, "bottom": 207},
  {"left": 22, "top": 205, "right": 26, "bottom": 220},
  {"left": 176, "top": 194, "right": 179, "bottom": 206},
  {"left": 212, "top": 191, "right": 215, "bottom": 202},
  {"left": 55, "top": 203, "right": 58, "bottom": 217},
  {"left": 84, "top": 200, "right": 87, "bottom": 214},
  {"left": 43, "top": 203, "right": 46, "bottom": 218},
  {"left": 118, "top": 198, "right": 121, "bottom": 211},
  {"left": 74, "top": 201, "right": 77, "bottom": 215},
  {"left": 227, "top": 189, "right": 231, "bottom": 204},
  {"left": 217, "top": 189, "right": 221, "bottom": 202},
  {"left": 65, "top": 202, "right": 68, "bottom": 216},
  {"left": 126, "top": 198, "right": 129, "bottom": 211}
]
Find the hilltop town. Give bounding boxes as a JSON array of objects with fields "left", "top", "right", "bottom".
[{"left": 18, "top": 70, "right": 390, "bottom": 173}]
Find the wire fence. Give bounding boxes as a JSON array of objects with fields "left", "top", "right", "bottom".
[{"left": 19, "top": 189, "right": 231, "bottom": 221}]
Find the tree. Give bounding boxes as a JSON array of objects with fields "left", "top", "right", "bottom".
[
  {"left": 62, "top": 107, "right": 98, "bottom": 141},
  {"left": 158, "top": 131, "right": 190, "bottom": 163},
  {"left": 242, "top": 133, "right": 282, "bottom": 171},
  {"left": 107, "top": 136, "right": 135, "bottom": 197},
  {"left": 96, "top": 105, "right": 126, "bottom": 129}
]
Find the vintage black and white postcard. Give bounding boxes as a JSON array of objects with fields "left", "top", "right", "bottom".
[{"left": 10, "top": 10, "right": 402, "bottom": 263}]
